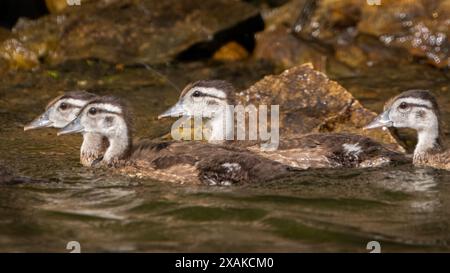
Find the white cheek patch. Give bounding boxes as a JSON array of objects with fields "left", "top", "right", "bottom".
[
  {"left": 92, "top": 103, "right": 122, "bottom": 114},
  {"left": 191, "top": 87, "right": 227, "bottom": 100},
  {"left": 397, "top": 98, "right": 433, "bottom": 108},
  {"left": 112, "top": 118, "right": 128, "bottom": 137},
  {"left": 62, "top": 98, "right": 89, "bottom": 108}
]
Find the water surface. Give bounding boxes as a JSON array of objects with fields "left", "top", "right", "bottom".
[{"left": 0, "top": 60, "right": 449, "bottom": 252}]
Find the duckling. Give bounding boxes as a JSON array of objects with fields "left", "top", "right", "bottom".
[
  {"left": 24, "top": 91, "right": 108, "bottom": 167},
  {"left": 57, "top": 96, "right": 295, "bottom": 185},
  {"left": 159, "top": 80, "right": 236, "bottom": 143},
  {"left": 365, "top": 90, "right": 449, "bottom": 170},
  {"left": 159, "top": 80, "right": 409, "bottom": 169}
]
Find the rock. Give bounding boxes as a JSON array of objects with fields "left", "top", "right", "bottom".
[
  {"left": 45, "top": 0, "right": 68, "bottom": 13},
  {"left": 254, "top": 0, "right": 426, "bottom": 71},
  {"left": 45, "top": 0, "right": 96, "bottom": 13},
  {"left": 253, "top": 24, "right": 328, "bottom": 71},
  {"left": 213, "top": 42, "right": 249, "bottom": 62},
  {"left": 244, "top": 0, "right": 290, "bottom": 8},
  {"left": 1, "top": 0, "right": 263, "bottom": 68},
  {"left": 253, "top": 0, "right": 327, "bottom": 70},
  {"left": 236, "top": 63, "right": 404, "bottom": 151},
  {"left": 261, "top": 0, "right": 307, "bottom": 29},
  {"left": 0, "top": 27, "right": 11, "bottom": 42},
  {"left": 0, "top": 28, "right": 12, "bottom": 73},
  {"left": 300, "top": 0, "right": 450, "bottom": 68},
  {"left": 0, "top": 39, "right": 40, "bottom": 70},
  {"left": 334, "top": 34, "right": 413, "bottom": 68}
]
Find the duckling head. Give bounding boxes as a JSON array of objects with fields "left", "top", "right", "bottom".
[
  {"left": 366, "top": 89, "right": 443, "bottom": 154},
  {"left": 58, "top": 96, "right": 132, "bottom": 164},
  {"left": 24, "top": 91, "right": 97, "bottom": 131},
  {"left": 365, "top": 90, "right": 440, "bottom": 131},
  {"left": 158, "top": 80, "right": 235, "bottom": 119},
  {"left": 58, "top": 96, "right": 132, "bottom": 139}
]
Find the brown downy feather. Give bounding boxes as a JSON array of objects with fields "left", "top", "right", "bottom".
[
  {"left": 247, "top": 133, "right": 410, "bottom": 169},
  {"left": 118, "top": 140, "right": 296, "bottom": 185}
]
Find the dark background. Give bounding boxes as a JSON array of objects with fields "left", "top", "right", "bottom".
[{"left": 0, "top": 0, "right": 49, "bottom": 28}]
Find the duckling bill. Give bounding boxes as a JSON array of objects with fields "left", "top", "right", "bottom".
[{"left": 24, "top": 111, "right": 53, "bottom": 131}]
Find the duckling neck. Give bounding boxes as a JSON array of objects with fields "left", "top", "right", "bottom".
[
  {"left": 103, "top": 126, "right": 131, "bottom": 164},
  {"left": 80, "top": 133, "right": 107, "bottom": 166},
  {"left": 206, "top": 106, "right": 234, "bottom": 143},
  {"left": 414, "top": 122, "right": 443, "bottom": 161}
]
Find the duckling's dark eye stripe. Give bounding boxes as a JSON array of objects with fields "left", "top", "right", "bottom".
[
  {"left": 58, "top": 103, "right": 81, "bottom": 110},
  {"left": 193, "top": 92, "right": 225, "bottom": 100},
  {"left": 401, "top": 103, "right": 432, "bottom": 110}
]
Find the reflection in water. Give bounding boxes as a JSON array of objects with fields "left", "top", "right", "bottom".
[
  {"left": 374, "top": 168, "right": 439, "bottom": 212},
  {"left": 39, "top": 187, "right": 142, "bottom": 221},
  {"left": 0, "top": 61, "right": 449, "bottom": 252},
  {"left": 375, "top": 169, "right": 438, "bottom": 193}
]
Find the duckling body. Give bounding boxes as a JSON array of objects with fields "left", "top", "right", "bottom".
[
  {"left": 121, "top": 141, "right": 294, "bottom": 185},
  {"left": 58, "top": 96, "right": 295, "bottom": 185},
  {"left": 413, "top": 151, "right": 450, "bottom": 170},
  {"left": 159, "top": 80, "right": 409, "bottom": 169},
  {"left": 24, "top": 91, "right": 108, "bottom": 167},
  {"left": 366, "top": 90, "right": 449, "bottom": 170},
  {"left": 246, "top": 133, "right": 409, "bottom": 169}
]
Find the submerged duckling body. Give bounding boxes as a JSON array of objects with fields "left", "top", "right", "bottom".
[
  {"left": 58, "top": 96, "right": 295, "bottom": 185},
  {"left": 248, "top": 133, "right": 409, "bottom": 169},
  {"left": 159, "top": 80, "right": 409, "bottom": 169},
  {"left": 123, "top": 141, "right": 294, "bottom": 185},
  {"left": 366, "top": 90, "right": 449, "bottom": 170},
  {"left": 24, "top": 91, "right": 108, "bottom": 166}
]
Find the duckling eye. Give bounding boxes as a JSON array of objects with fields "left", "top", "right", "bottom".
[
  {"left": 88, "top": 107, "right": 97, "bottom": 115},
  {"left": 59, "top": 102, "right": 68, "bottom": 111},
  {"left": 192, "top": 90, "right": 202, "bottom": 97},
  {"left": 398, "top": 102, "right": 410, "bottom": 112}
]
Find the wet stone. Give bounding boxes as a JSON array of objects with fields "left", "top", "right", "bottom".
[
  {"left": 237, "top": 63, "right": 404, "bottom": 151},
  {"left": 45, "top": 0, "right": 70, "bottom": 14},
  {"left": 300, "top": 0, "right": 450, "bottom": 68},
  {"left": 212, "top": 42, "right": 250, "bottom": 62},
  {"left": 253, "top": 24, "right": 328, "bottom": 71},
  {"left": 0, "top": 39, "right": 40, "bottom": 70},
  {"left": 0, "top": 27, "right": 11, "bottom": 42},
  {"left": 252, "top": 0, "right": 330, "bottom": 70},
  {"left": 1, "top": 0, "right": 263, "bottom": 69}
]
